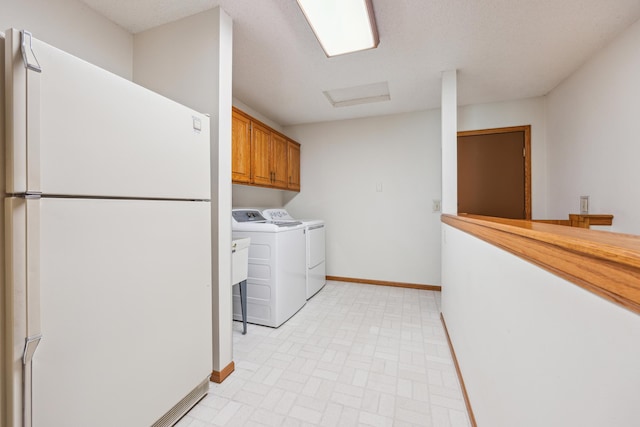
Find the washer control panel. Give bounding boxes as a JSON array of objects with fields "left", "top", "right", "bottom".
[{"left": 232, "top": 209, "right": 266, "bottom": 223}]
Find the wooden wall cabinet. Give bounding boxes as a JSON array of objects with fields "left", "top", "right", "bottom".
[
  {"left": 231, "top": 110, "right": 252, "bottom": 183},
  {"left": 287, "top": 140, "right": 301, "bottom": 191},
  {"left": 231, "top": 106, "right": 301, "bottom": 191},
  {"left": 270, "top": 132, "right": 289, "bottom": 189},
  {"left": 250, "top": 121, "right": 272, "bottom": 186}
]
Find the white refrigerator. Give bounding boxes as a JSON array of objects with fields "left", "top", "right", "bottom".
[{"left": 2, "top": 29, "right": 213, "bottom": 426}]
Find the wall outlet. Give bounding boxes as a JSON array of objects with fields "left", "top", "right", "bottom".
[
  {"left": 433, "top": 199, "right": 442, "bottom": 212},
  {"left": 580, "top": 196, "right": 589, "bottom": 215}
]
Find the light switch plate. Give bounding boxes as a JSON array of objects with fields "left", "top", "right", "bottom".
[
  {"left": 433, "top": 199, "right": 442, "bottom": 212},
  {"left": 580, "top": 196, "right": 589, "bottom": 215},
  {"left": 192, "top": 116, "right": 202, "bottom": 132}
]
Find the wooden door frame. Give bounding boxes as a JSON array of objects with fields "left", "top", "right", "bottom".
[{"left": 457, "top": 125, "right": 532, "bottom": 220}]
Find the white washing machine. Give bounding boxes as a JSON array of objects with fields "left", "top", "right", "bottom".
[
  {"left": 231, "top": 209, "right": 306, "bottom": 327},
  {"left": 262, "top": 208, "right": 326, "bottom": 299}
]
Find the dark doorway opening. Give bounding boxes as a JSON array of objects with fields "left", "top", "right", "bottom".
[{"left": 457, "top": 125, "right": 531, "bottom": 219}]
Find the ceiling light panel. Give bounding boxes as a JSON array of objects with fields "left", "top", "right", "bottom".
[{"left": 296, "top": 0, "right": 379, "bottom": 57}]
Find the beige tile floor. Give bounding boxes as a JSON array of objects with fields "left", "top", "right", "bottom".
[{"left": 176, "top": 281, "right": 471, "bottom": 427}]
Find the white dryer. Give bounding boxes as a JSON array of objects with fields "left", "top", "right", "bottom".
[
  {"left": 231, "top": 209, "right": 306, "bottom": 327},
  {"left": 262, "top": 209, "right": 326, "bottom": 299}
]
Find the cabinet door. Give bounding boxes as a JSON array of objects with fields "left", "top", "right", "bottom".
[
  {"left": 231, "top": 111, "right": 252, "bottom": 183},
  {"left": 271, "top": 133, "right": 289, "bottom": 189},
  {"left": 287, "top": 140, "right": 301, "bottom": 191},
  {"left": 251, "top": 122, "right": 272, "bottom": 186}
]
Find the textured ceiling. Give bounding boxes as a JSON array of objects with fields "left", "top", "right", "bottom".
[{"left": 80, "top": 0, "right": 640, "bottom": 126}]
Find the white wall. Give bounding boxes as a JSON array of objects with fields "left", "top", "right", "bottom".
[
  {"left": 278, "top": 96, "right": 548, "bottom": 287},
  {"left": 133, "top": 7, "right": 234, "bottom": 375},
  {"left": 276, "top": 96, "right": 546, "bottom": 286},
  {"left": 284, "top": 111, "right": 442, "bottom": 285},
  {"left": 546, "top": 18, "right": 640, "bottom": 234},
  {"left": 1, "top": 0, "right": 132, "bottom": 79},
  {"left": 458, "top": 96, "right": 548, "bottom": 219},
  {"left": 232, "top": 184, "right": 285, "bottom": 208},
  {"left": 441, "top": 224, "right": 640, "bottom": 426}
]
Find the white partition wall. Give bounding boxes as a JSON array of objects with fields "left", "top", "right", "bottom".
[{"left": 441, "top": 224, "right": 640, "bottom": 427}]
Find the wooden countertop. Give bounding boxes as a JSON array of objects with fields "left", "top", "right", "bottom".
[{"left": 442, "top": 214, "right": 640, "bottom": 315}]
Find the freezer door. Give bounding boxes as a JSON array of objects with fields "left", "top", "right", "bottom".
[
  {"left": 5, "top": 29, "right": 210, "bottom": 200},
  {"left": 30, "top": 198, "right": 212, "bottom": 427}
]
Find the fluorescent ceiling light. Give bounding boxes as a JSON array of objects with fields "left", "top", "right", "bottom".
[
  {"left": 296, "top": 0, "right": 379, "bottom": 57},
  {"left": 324, "top": 81, "right": 390, "bottom": 108}
]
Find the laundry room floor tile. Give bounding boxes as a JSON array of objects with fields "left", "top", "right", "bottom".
[{"left": 176, "top": 281, "right": 471, "bottom": 427}]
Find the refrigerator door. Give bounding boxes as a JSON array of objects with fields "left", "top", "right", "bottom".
[
  {"left": 5, "top": 29, "right": 210, "bottom": 200},
  {"left": 32, "top": 198, "right": 212, "bottom": 427}
]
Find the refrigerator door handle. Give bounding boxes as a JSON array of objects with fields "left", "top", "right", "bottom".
[
  {"left": 22, "top": 334, "right": 42, "bottom": 426},
  {"left": 22, "top": 197, "right": 42, "bottom": 427},
  {"left": 23, "top": 334, "right": 42, "bottom": 365},
  {"left": 26, "top": 55, "right": 42, "bottom": 193},
  {"left": 6, "top": 195, "right": 42, "bottom": 427},
  {"left": 6, "top": 29, "right": 42, "bottom": 195},
  {"left": 20, "top": 30, "right": 42, "bottom": 73},
  {"left": 25, "top": 197, "right": 42, "bottom": 342}
]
